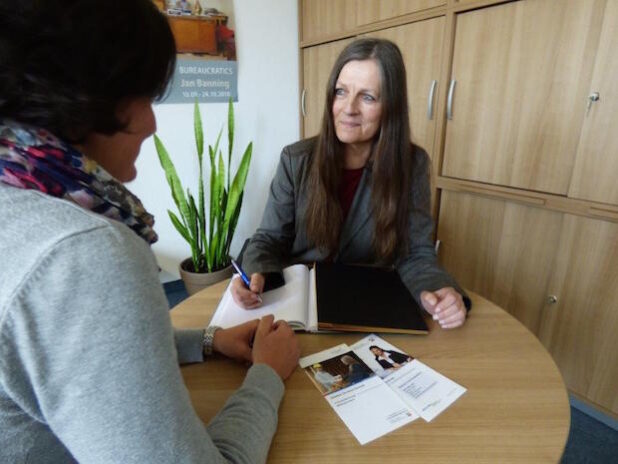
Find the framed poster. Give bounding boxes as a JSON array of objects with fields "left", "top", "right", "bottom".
[{"left": 154, "top": 0, "right": 238, "bottom": 103}]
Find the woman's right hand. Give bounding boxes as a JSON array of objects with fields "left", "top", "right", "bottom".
[
  {"left": 252, "top": 315, "right": 300, "bottom": 380},
  {"left": 231, "top": 273, "right": 265, "bottom": 309}
]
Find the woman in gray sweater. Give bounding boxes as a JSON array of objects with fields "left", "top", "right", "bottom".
[{"left": 0, "top": 1, "right": 299, "bottom": 462}]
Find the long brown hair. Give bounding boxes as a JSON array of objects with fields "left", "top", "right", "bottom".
[{"left": 305, "top": 38, "right": 413, "bottom": 260}]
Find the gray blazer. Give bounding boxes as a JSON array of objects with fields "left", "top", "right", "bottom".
[{"left": 242, "top": 137, "right": 469, "bottom": 308}]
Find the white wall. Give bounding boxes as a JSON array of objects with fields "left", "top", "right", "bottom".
[
  {"left": 197, "top": 0, "right": 236, "bottom": 29},
  {"left": 128, "top": 0, "right": 299, "bottom": 280}
]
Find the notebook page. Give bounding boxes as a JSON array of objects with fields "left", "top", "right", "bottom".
[
  {"left": 306, "top": 266, "right": 318, "bottom": 332},
  {"left": 210, "top": 264, "right": 310, "bottom": 329}
]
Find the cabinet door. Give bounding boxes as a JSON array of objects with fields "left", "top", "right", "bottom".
[
  {"left": 538, "top": 215, "right": 618, "bottom": 415},
  {"left": 356, "top": 0, "right": 445, "bottom": 26},
  {"left": 364, "top": 17, "right": 445, "bottom": 161},
  {"left": 437, "top": 190, "right": 563, "bottom": 334},
  {"left": 568, "top": 1, "right": 618, "bottom": 206},
  {"left": 302, "top": 39, "right": 354, "bottom": 138},
  {"left": 442, "top": 0, "right": 603, "bottom": 194},
  {"left": 301, "top": 0, "right": 357, "bottom": 43}
]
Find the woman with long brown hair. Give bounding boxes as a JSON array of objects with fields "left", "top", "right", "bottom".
[{"left": 233, "top": 38, "right": 469, "bottom": 329}]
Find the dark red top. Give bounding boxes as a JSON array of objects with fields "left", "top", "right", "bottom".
[{"left": 339, "top": 168, "right": 364, "bottom": 219}]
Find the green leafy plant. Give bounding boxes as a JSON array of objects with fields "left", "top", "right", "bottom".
[{"left": 154, "top": 99, "right": 253, "bottom": 273}]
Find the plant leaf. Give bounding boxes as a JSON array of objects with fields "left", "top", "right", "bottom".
[
  {"left": 211, "top": 127, "right": 223, "bottom": 165},
  {"left": 205, "top": 159, "right": 214, "bottom": 274},
  {"left": 224, "top": 191, "right": 243, "bottom": 257},
  {"left": 208, "top": 143, "right": 216, "bottom": 246},
  {"left": 211, "top": 232, "right": 221, "bottom": 269},
  {"left": 222, "top": 141, "right": 253, "bottom": 238},
  {"left": 194, "top": 100, "right": 204, "bottom": 158},
  {"left": 217, "top": 150, "right": 225, "bottom": 213},
  {"left": 216, "top": 189, "right": 228, "bottom": 268},
  {"left": 216, "top": 152, "right": 226, "bottom": 264},
  {"left": 208, "top": 128, "right": 223, "bottom": 245},
  {"left": 227, "top": 97, "right": 234, "bottom": 191},
  {"left": 187, "top": 191, "right": 200, "bottom": 250},
  {"left": 196, "top": 111, "right": 206, "bottom": 260},
  {"left": 168, "top": 210, "right": 191, "bottom": 245},
  {"left": 188, "top": 191, "right": 207, "bottom": 272},
  {"left": 154, "top": 135, "right": 191, "bottom": 228}
]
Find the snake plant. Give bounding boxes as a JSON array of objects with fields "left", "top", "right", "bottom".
[{"left": 155, "top": 99, "right": 253, "bottom": 273}]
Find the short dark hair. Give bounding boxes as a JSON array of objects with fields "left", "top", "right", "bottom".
[{"left": 0, "top": 0, "right": 176, "bottom": 142}]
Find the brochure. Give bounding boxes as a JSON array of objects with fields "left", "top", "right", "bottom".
[
  {"left": 299, "top": 335, "right": 466, "bottom": 444},
  {"left": 299, "top": 344, "right": 418, "bottom": 445},
  {"left": 349, "top": 335, "right": 467, "bottom": 422}
]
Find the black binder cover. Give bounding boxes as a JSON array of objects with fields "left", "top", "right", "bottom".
[{"left": 315, "top": 263, "right": 429, "bottom": 334}]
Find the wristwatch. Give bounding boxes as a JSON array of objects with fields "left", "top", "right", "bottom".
[{"left": 202, "top": 325, "right": 221, "bottom": 356}]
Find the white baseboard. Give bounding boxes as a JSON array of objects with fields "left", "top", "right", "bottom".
[{"left": 570, "top": 395, "right": 618, "bottom": 432}]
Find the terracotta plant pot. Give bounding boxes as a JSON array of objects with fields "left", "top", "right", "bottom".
[{"left": 179, "top": 258, "right": 233, "bottom": 295}]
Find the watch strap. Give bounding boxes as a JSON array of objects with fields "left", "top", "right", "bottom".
[{"left": 202, "top": 325, "right": 221, "bottom": 356}]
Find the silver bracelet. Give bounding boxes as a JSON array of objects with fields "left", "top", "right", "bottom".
[{"left": 202, "top": 325, "right": 221, "bottom": 356}]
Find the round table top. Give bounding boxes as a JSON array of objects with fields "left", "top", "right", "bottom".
[{"left": 171, "top": 279, "right": 570, "bottom": 463}]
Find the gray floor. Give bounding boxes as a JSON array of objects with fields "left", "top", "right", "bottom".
[
  {"left": 164, "top": 281, "right": 618, "bottom": 463},
  {"left": 562, "top": 400, "right": 618, "bottom": 464}
]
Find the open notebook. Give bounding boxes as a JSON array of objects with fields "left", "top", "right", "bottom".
[{"left": 210, "top": 263, "right": 428, "bottom": 334}]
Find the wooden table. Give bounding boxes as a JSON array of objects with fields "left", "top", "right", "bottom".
[{"left": 171, "top": 280, "right": 570, "bottom": 463}]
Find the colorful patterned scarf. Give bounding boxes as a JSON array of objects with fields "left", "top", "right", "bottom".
[{"left": 0, "top": 120, "right": 158, "bottom": 244}]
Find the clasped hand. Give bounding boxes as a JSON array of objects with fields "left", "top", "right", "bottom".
[
  {"left": 211, "top": 314, "right": 300, "bottom": 380},
  {"left": 420, "top": 287, "right": 466, "bottom": 329}
]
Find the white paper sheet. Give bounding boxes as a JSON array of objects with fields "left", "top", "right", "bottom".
[
  {"left": 386, "top": 360, "right": 467, "bottom": 422},
  {"left": 325, "top": 376, "right": 417, "bottom": 445},
  {"left": 299, "top": 344, "right": 417, "bottom": 445},
  {"left": 350, "top": 334, "right": 467, "bottom": 422},
  {"left": 209, "top": 264, "right": 310, "bottom": 329}
]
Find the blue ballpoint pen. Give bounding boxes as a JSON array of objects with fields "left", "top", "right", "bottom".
[{"left": 231, "top": 259, "right": 262, "bottom": 303}]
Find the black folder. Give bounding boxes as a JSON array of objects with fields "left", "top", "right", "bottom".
[{"left": 315, "top": 263, "right": 429, "bottom": 334}]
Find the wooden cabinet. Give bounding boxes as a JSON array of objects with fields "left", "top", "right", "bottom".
[
  {"left": 302, "top": 39, "right": 353, "bottom": 138},
  {"left": 437, "top": 190, "right": 563, "bottom": 334},
  {"left": 568, "top": 0, "right": 618, "bottom": 206},
  {"left": 356, "top": 0, "right": 445, "bottom": 26},
  {"left": 301, "top": 0, "right": 357, "bottom": 43},
  {"left": 435, "top": 0, "right": 618, "bottom": 416},
  {"left": 441, "top": 0, "right": 603, "bottom": 194},
  {"left": 364, "top": 17, "right": 445, "bottom": 161},
  {"left": 538, "top": 215, "right": 618, "bottom": 415},
  {"left": 438, "top": 190, "right": 618, "bottom": 415}
]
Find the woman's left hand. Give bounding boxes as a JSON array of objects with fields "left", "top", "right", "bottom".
[
  {"left": 420, "top": 287, "right": 466, "bottom": 329},
  {"left": 212, "top": 319, "right": 260, "bottom": 362}
]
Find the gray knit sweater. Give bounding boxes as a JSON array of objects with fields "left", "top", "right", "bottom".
[{"left": 0, "top": 184, "right": 284, "bottom": 463}]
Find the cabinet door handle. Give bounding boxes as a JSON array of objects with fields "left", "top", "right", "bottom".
[
  {"left": 586, "top": 91, "right": 600, "bottom": 115},
  {"left": 301, "top": 89, "right": 307, "bottom": 117},
  {"left": 447, "top": 79, "right": 456, "bottom": 120},
  {"left": 427, "top": 80, "right": 437, "bottom": 120}
]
